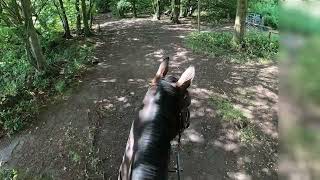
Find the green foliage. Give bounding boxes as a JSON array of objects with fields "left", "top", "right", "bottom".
[
  {"left": 0, "top": 37, "right": 93, "bottom": 134},
  {"left": 209, "top": 96, "right": 248, "bottom": 127},
  {"left": 244, "top": 31, "right": 279, "bottom": 58},
  {"left": 209, "top": 96, "right": 258, "bottom": 144},
  {"left": 136, "top": 0, "right": 153, "bottom": 14},
  {"left": 201, "top": 0, "right": 237, "bottom": 22},
  {"left": 185, "top": 32, "right": 233, "bottom": 54},
  {"left": 55, "top": 80, "right": 66, "bottom": 94},
  {"left": 250, "top": 0, "right": 279, "bottom": 29},
  {"left": 0, "top": 168, "right": 18, "bottom": 180},
  {"left": 115, "top": 0, "right": 132, "bottom": 17},
  {"left": 240, "top": 125, "right": 256, "bottom": 143},
  {"left": 185, "top": 31, "right": 279, "bottom": 60},
  {"left": 69, "top": 150, "right": 81, "bottom": 164},
  {"left": 96, "top": 0, "right": 111, "bottom": 12}
]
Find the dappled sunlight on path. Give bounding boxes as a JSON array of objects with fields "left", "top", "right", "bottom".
[{"left": 0, "top": 14, "right": 278, "bottom": 180}]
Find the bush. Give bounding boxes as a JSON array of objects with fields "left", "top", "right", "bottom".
[
  {"left": 185, "top": 31, "right": 279, "bottom": 60},
  {"left": 244, "top": 32, "right": 279, "bottom": 58},
  {"left": 136, "top": 0, "right": 153, "bottom": 14},
  {"left": 250, "top": 0, "right": 279, "bottom": 29},
  {"left": 263, "top": 15, "right": 278, "bottom": 29},
  {"left": 185, "top": 32, "right": 233, "bottom": 55},
  {"left": 96, "top": 0, "right": 111, "bottom": 13},
  {"left": 116, "top": 0, "right": 132, "bottom": 17}
]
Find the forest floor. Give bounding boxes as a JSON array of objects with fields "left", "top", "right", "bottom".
[{"left": 0, "top": 14, "right": 278, "bottom": 180}]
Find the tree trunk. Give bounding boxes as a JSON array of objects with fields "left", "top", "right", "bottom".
[
  {"left": 75, "top": 0, "right": 81, "bottom": 35},
  {"left": 88, "top": 0, "right": 94, "bottom": 29},
  {"left": 57, "top": 0, "right": 72, "bottom": 38},
  {"left": 21, "top": 0, "right": 46, "bottom": 71},
  {"left": 81, "top": 0, "right": 91, "bottom": 36},
  {"left": 153, "top": 0, "right": 161, "bottom": 20},
  {"left": 132, "top": 0, "right": 137, "bottom": 18},
  {"left": 179, "top": 2, "right": 184, "bottom": 17},
  {"left": 233, "top": 0, "right": 247, "bottom": 45},
  {"left": 171, "top": 0, "right": 180, "bottom": 24}
]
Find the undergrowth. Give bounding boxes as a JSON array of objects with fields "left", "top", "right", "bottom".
[
  {"left": 185, "top": 31, "right": 279, "bottom": 61},
  {"left": 0, "top": 38, "right": 93, "bottom": 136}
]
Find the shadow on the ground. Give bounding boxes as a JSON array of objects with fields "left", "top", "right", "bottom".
[{"left": 0, "top": 14, "right": 278, "bottom": 180}]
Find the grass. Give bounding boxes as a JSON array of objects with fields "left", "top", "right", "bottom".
[
  {"left": 185, "top": 31, "right": 279, "bottom": 62},
  {"left": 210, "top": 96, "right": 256, "bottom": 143},
  {"left": 240, "top": 125, "right": 257, "bottom": 143},
  {"left": 69, "top": 151, "right": 81, "bottom": 164},
  {"left": 210, "top": 97, "right": 248, "bottom": 127},
  {"left": 0, "top": 168, "right": 54, "bottom": 180}
]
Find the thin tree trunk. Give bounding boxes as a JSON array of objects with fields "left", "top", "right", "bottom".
[
  {"left": 88, "top": 0, "right": 94, "bottom": 29},
  {"left": 154, "top": 0, "right": 160, "bottom": 20},
  {"left": 75, "top": 0, "right": 81, "bottom": 35},
  {"left": 233, "top": 0, "right": 247, "bottom": 45},
  {"left": 132, "top": 0, "right": 137, "bottom": 18},
  {"left": 57, "top": 0, "right": 72, "bottom": 38},
  {"left": 171, "top": 0, "right": 180, "bottom": 24},
  {"left": 21, "top": 0, "right": 46, "bottom": 71},
  {"left": 81, "top": 0, "right": 91, "bottom": 36}
]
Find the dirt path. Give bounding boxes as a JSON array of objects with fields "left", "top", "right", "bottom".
[{"left": 0, "top": 15, "right": 278, "bottom": 180}]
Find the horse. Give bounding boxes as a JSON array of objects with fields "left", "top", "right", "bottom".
[{"left": 118, "top": 57, "right": 195, "bottom": 180}]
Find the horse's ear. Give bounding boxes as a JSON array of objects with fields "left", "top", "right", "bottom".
[
  {"left": 176, "top": 66, "right": 195, "bottom": 90},
  {"left": 151, "top": 57, "right": 169, "bottom": 85}
]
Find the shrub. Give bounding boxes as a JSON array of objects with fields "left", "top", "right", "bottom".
[
  {"left": 250, "top": 0, "right": 279, "bottom": 29},
  {"left": 116, "top": 0, "right": 132, "bottom": 17},
  {"left": 185, "top": 32, "right": 233, "bottom": 55}
]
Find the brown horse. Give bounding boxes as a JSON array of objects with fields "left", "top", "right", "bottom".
[{"left": 118, "top": 57, "right": 195, "bottom": 180}]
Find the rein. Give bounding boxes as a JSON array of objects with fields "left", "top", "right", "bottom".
[
  {"left": 169, "top": 105, "right": 190, "bottom": 180},
  {"left": 147, "top": 81, "right": 191, "bottom": 180}
]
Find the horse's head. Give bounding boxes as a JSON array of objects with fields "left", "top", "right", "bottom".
[
  {"left": 139, "top": 57, "right": 195, "bottom": 140},
  {"left": 118, "top": 58, "right": 194, "bottom": 180}
]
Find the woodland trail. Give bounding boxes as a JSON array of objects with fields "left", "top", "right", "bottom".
[{"left": 0, "top": 15, "right": 278, "bottom": 180}]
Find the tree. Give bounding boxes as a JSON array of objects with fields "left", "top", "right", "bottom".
[
  {"left": 131, "top": 0, "right": 137, "bottom": 18},
  {"left": 81, "top": 0, "right": 91, "bottom": 36},
  {"left": 55, "top": 0, "right": 72, "bottom": 38},
  {"left": 75, "top": 0, "right": 82, "bottom": 35},
  {"left": 233, "top": 0, "right": 247, "bottom": 45},
  {"left": 21, "top": 0, "right": 47, "bottom": 71},
  {"left": 171, "top": 0, "right": 180, "bottom": 23},
  {"left": 153, "top": 0, "right": 161, "bottom": 20}
]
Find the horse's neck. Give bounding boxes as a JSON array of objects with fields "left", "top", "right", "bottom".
[{"left": 132, "top": 114, "right": 171, "bottom": 179}]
